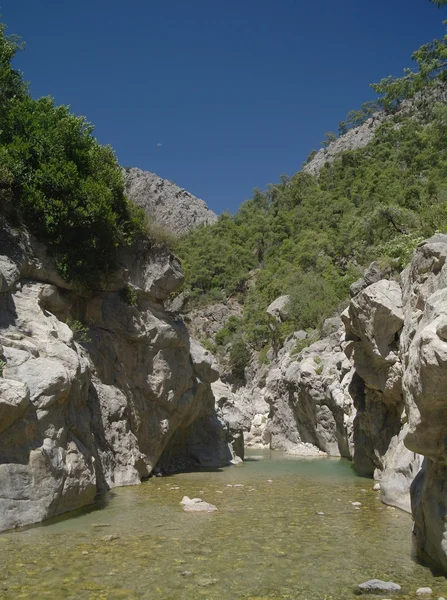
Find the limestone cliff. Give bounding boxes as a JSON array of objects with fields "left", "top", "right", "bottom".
[
  {"left": 0, "top": 217, "right": 239, "bottom": 531},
  {"left": 123, "top": 167, "right": 218, "bottom": 235}
]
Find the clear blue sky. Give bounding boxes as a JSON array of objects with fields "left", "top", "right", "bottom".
[{"left": 2, "top": 0, "right": 446, "bottom": 214}]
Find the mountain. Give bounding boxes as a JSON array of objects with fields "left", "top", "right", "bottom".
[{"left": 123, "top": 167, "right": 217, "bottom": 236}]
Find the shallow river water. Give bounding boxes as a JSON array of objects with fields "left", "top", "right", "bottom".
[{"left": 0, "top": 450, "right": 445, "bottom": 600}]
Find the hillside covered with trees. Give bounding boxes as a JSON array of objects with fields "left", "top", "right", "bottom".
[{"left": 175, "top": 2, "right": 447, "bottom": 364}]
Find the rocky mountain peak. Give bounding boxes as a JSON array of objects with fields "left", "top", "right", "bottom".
[{"left": 123, "top": 167, "right": 218, "bottom": 236}]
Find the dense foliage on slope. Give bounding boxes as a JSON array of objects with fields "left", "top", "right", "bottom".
[
  {"left": 0, "top": 24, "right": 146, "bottom": 290},
  {"left": 176, "top": 17, "right": 447, "bottom": 355}
]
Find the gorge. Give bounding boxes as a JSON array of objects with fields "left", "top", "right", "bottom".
[{"left": 3, "top": 5, "right": 447, "bottom": 598}]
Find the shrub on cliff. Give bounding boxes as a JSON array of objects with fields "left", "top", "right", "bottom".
[{"left": 0, "top": 24, "right": 146, "bottom": 291}]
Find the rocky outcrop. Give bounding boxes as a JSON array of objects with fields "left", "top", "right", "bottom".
[
  {"left": 231, "top": 276, "right": 422, "bottom": 511},
  {"left": 399, "top": 235, "right": 447, "bottom": 570},
  {"left": 123, "top": 167, "right": 217, "bottom": 235},
  {"left": 341, "top": 279, "right": 422, "bottom": 512},
  {"left": 228, "top": 233, "right": 447, "bottom": 569},
  {"left": 233, "top": 318, "right": 355, "bottom": 456},
  {"left": 303, "top": 84, "right": 447, "bottom": 177},
  {"left": 184, "top": 300, "right": 243, "bottom": 342},
  {"left": 0, "top": 216, "right": 240, "bottom": 531},
  {"left": 303, "top": 114, "right": 384, "bottom": 177}
]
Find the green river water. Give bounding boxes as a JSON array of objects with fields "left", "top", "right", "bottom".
[{"left": 0, "top": 450, "right": 445, "bottom": 600}]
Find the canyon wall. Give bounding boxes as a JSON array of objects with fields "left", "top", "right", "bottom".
[{"left": 0, "top": 217, "right": 239, "bottom": 531}]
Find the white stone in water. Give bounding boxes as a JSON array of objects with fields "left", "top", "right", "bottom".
[
  {"left": 226, "top": 484, "right": 233, "bottom": 487},
  {"left": 416, "top": 588, "right": 433, "bottom": 595},
  {"left": 358, "top": 579, "right": 401, "bottom": 593},
  {"left": 234, "top": 484, "right": 244, "bottom": 487},
  {"left": 373, "top": 483, "right": 381, "bottom": 491},
  {"left": 352, "top": 502, "right": 362, "bottom": 506},
  {"left": 180, "top": 496, "right": 217, "bottom": 513},
  {"left": 316, "top": 512, "right": 325, "bottom": 516},
  {"left": 267, "top": 479, "right": 273, "bottom": 483}
]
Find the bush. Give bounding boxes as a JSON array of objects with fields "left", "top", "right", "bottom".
[
  {"left": 0, "top": 24, "right": 147, "bottom": 292},
  {"left": 229, "top": 338, "right": 250, "bottom": 380},
  {"left": 120, "top": 285, "right": 138, "bottom": 306}
]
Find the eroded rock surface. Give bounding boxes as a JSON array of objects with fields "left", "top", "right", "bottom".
[{"left": 400, "top": 235, "right": 447, "bottom": 570}]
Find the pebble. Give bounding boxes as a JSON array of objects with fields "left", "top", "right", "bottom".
[
  {"left": 416, "top": 588, "right": 433, "bottom": 595},
  {"left": 267, "top": 479, "right": 273, "bottom": 483},
  {"left": 234, "top": 484, "right": 244, "bottom": 487},
  {"left": 102, "top": 534, "right": 120, "bottom": 542},
  {"left": 316, "top": 512, "right": 325, "bottom": 516},
  {"left": 226, "top": 484, "right": 233, "bottom": 487},
  {"left": 216, "top": 490, "right": 223, "bottom": 494},
  {"left": 373, "top": 483, "right": 381, "bottom": 491},
  {"left": 352, "top": 502, "right": 362, "bottom": 506},
  {"left": 180, "top": 571, "right": 193, "bottom": 577},
  {"left": 197, "top": 577, "right": 218, "bottom": 587},
  {"left": 81, "top": 551, "right": 89, "bottom": 555}
]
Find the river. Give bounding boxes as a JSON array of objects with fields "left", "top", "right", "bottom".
[{"left": 0, "top": 450, "right": 444, "bottom": 599}]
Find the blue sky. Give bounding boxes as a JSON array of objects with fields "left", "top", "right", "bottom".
[{"left": 2, "top": 0, "right": 446, "bottom": 214}]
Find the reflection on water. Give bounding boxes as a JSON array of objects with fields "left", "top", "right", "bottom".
[{"left": 0, "top": 449, "right": 445, "bottom": 599}]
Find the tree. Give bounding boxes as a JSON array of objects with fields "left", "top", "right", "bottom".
[
  {"left": 338, "top": 101, "right": 380, "bottom": 135},
  {"left": 321, "top": 132, "right": 337, "bottom": 147},
  {"left": 371, "top": 23, "right": 447, "bottom": 111},
  {"left": 0, "top": 21, "right": 146, "bottom": 291}
]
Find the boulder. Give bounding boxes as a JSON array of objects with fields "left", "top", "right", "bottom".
[{"left": 180, "top": 496, "right": 217, "bottom": 513}]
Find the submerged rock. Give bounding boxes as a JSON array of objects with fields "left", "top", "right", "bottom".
[
  {"left": 180, "top": 496, "right": 217, "bottom": 513},
  {"left": 358, "top": 579, "right": 401, "bottom": 593}
]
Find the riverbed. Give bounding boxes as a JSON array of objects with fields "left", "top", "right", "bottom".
[{"left": 0, "top": 450, "right": 444, "bottom": 600}]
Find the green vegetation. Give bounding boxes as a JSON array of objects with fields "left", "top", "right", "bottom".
[
  {"left": 0, "top": 23, "right": 147, "bottom": 292},
  {"left": 176, "top": 15, "right": 447, "bottom": 358},
  {"left": 120, "top": 285, "right": 138, "bottom": 306},
  {"left": 0, "top": 359, "right": 6, "bottom": 377},
  {"left": 228, "top": 338, "right": 250, "bottom": 380},
  {"left": 65, "top": 318, "right": 91, "bottom": 344}
]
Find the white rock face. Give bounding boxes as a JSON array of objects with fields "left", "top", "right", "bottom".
[
  {"left": 0, "top": 216, "right": 239, "bottom": 531},
  {"left": 397, "top": 235, "right": 447, "bottom": 571},
  {"left": 303, "top": 114, "right": 384, "bottom": 177},
  {"left": 123, "top": 167, "right": 217, "bottom": 235},
  {"left": 233, "top": 317, "right": 355, "bottom": 457}
]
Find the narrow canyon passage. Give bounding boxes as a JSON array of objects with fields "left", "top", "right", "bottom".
[{"left": 0, "top": 450, "right": 444, "bottom": 600}]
